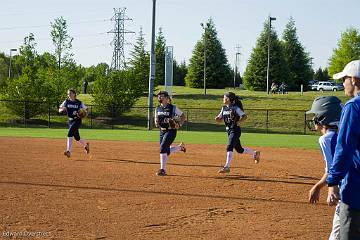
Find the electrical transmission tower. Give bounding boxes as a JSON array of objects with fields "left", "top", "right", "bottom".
[
  {"left": 233, "top": 45, "right": 241, "bottom": 89},
  {"left": 109, "top": 8, "right": 134, "bottom": 71}
]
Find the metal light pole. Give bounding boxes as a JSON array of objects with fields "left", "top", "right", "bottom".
[
  {"left": 147, "top": 0, "right": 156, "bottom": 130},
  {"left": 266, "top": 16, "right": 276, "bottom": 94},
  {"left": 8, "top": 48, "right": 17, "bottom": 78},
  {"left": 233, "top": 52, "right": 240, "bottom": 89},
  {"left": 200, "top": 23, "right": 207, "bottom": 95}
]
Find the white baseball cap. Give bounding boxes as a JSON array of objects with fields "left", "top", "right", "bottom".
[{"left": 333, "top": 60, "right": 360, "bottom": 79}]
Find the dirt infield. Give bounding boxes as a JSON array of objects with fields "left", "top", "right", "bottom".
[{"left": 0, "top": 137, "right": 334, "bottom": 240}]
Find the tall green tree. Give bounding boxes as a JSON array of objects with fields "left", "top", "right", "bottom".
[
  {"left": 50, "top": 16, "right": 74, "bottom": 70},
  {"left": 314, "top": 67, "right": 329, "bottom": 81},
  {"left": 128, "top": 27, "right": 150, "bottom": 92},
  {"left": 243, "top": 19, "right": 288, "bottom": 91},
  {"left": 155, "top": 27, "right": 166, "bottom": 86},
  {"left": 230, "top": 67, "right": 242, "bottom": 88},
  {"left": 186, "top": 18, "right": 232, "bottom": 88},
  {"left": 2, "top": 34, "right": 48, "bottom": 118},
  {"left": 328, "top": 27, "right": 360, "bottom": 77},
  {"left": 0, "top": 53, "right": 9, "bottom": 89},
  {"left": 282, "top": 17, "right": 313, "bottom": 90},
  {"left": 173, "top": 60, "right": 187, "bottom": 86},
  {"left": 48, "top": 17, "right": 78, "bottom": 105}
]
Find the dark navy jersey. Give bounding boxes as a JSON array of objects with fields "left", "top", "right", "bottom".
[
  {"left": 156, "top": 104, "right": 175, "bottom": 129},
  {"left": 60, "top": 99, "right": 85, "bottom": 118},
  {"left": 218, "top": 105, "right": 245, "bottom": 129}
]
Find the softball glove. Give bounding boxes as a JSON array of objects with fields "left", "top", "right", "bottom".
[
  {"left": 77, "top": 108, "right": 87, "bottom": 118},
  {"left": 168, "top": 117, "right": 181, "bottom": 129}
]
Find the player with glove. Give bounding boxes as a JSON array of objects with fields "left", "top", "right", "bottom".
[
  {"left": 215, "top": 92, "right": 260, "bottom": 174},
  {"left": 59, "top": 89, "right": 90, "bottom": 158},
  {"left": 154, "top": 91, "right": 186, "bottom": 176}
]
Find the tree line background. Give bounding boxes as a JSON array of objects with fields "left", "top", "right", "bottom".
[{"left": 0, "top": 16, "right": 360, "bottom": 119}]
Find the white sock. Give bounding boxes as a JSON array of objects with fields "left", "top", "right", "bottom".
[
  {"left": 78, "top": 139, "right": 87, "bottom": 147},
  {"left": 243, "top": 147, "right": 255, "bottom": 155},
  {"left": 170, "top": 145, "right": 181, "bottom": 153},
  {"left": 160, "top": 153, "right": 168, "bottom": 170},
  {"left": 67, "top": 137, "right": 73, "bottom": 152},
  {"left": 224, "top": 151, "right": 233, "bottom": 168}
]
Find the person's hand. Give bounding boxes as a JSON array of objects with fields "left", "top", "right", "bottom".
[
  {"left": 59, "top": 107, "right": 66, "bottom": 114},
  {"left": 215, "top": 116, "right": 222, "bottom": 122},
  {"left": 327, "top": 186, "right": 340, "bottom": 206},
  {"left": 309, "top": 185, "right": 321, "bottom": 203}
]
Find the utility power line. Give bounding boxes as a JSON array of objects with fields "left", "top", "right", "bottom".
[{"left": 0, "top": 19, "right": 111, "bottom": 31}]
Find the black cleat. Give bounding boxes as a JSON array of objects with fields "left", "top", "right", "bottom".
[
  {"left": 179, "top": 142, "right": 186, "bottom": 153},
  {"left": 64, "top": 151, "right": 71, "bottom": 158},
  {"left": 156, "top": 169, "right": 167, "bottom": 176},
  {"left": 218, "top": 167, "right": 230, "bottom": 173},
  {"left": 84, "top": 143, "right": 90, "bottom": 154}
]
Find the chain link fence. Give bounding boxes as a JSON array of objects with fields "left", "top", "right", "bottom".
[{"left": 0, "top": 100, "right": 313, "bottom": 134}]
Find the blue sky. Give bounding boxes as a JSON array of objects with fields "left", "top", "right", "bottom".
[{"left": 1, "top": 0, "right": 359, "bottom": 73}]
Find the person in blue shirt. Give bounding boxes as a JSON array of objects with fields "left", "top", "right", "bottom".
[
  {"left": 306, "top": 96, "right": 342, "bottom": 240},
  {"left": 154, "top": 91, "right": 186, "bottom": 176},
  {"left": 327, "top": 60, "right": 360, "bottom": 240},
  {"left": 59, "top": 89, "right": 90, "bottom": 158},
  {"left": 215, "top": 92, "right": 260, "bottom": 174}
]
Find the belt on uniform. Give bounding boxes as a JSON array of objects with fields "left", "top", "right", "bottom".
[
  {"left": 160, "top": 127, "right": 168, "bottom": 131},
  {"left": 69, "top": 117, "right": 79, "bottom": 121}
]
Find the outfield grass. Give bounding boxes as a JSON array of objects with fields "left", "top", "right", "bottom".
[{"left": 0, "top": 128, "right": 320, "bottom": 149}]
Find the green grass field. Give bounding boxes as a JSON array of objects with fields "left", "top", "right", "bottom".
[{"left": 0, "top": 127, "right": 320, "bottom": 149}]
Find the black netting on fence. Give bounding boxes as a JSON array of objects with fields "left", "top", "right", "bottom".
[{"left": 0, "top": 100, "right": 312, "bottom": 134}]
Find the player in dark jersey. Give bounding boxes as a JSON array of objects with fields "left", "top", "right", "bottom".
[
  {"left": 155, "top": 91, "right": 186, "bottom": 176},
  {"left": 59, "top": 89, "right": 89, "bottom": 158},
  {"left": 215, "top": 92, "right": 260, "bottom": 173}
]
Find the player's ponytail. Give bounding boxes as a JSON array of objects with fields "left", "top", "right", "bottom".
[
  {"left": 225, "top": 92, "right": 244, "bottom": 111},
  {"left": 234, "top": 96, "right": 244, "bottom": 111}
]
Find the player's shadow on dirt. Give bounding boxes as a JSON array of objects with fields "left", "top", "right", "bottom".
[
  {"left": 91, "top": 158, "right": 249, "bottom": 169},
  {"left": 166, "top": 174, "right": 315, "bottom": 186},
  {"left": 288, "top": 174, "right": 319, "bottom": 180},
  {"left": 0, "top": 180, "right": 324, "bottom": 206},
  {"left": 92, "top": 159, "right": 315, "bottom": 185},
  {"left": 218, "top": 174, "right": 314, "bottom": 186}
]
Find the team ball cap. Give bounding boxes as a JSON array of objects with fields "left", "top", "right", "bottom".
[
  {"left": 333, "top": 60, "right": 360, "bottom": 79},
  {"left": 157, "top": 90, "right": 169, "bottom": 97}
]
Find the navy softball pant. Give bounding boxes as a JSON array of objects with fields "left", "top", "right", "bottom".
[
  {"left": 68, "top": 119, "right": 82, "bottom": 141},
  {"left": 160, "top": 129, "right": 177, "bottom": 155},
  {"left": 227, "top": 126, "right": 244, "bottom": 153}
]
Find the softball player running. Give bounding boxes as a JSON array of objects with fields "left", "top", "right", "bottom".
[
  {"left": 215, "top": 92, "right": 260, "bottom": 174},
  {"left": 306, "top": 96, "right": 343, "bottom": 240},
  {"left": 59, "top": 89, "right": 89, "bottom": 158},
  {"left": 155, "top": 91, "right": 186, "bottom": 176}
]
